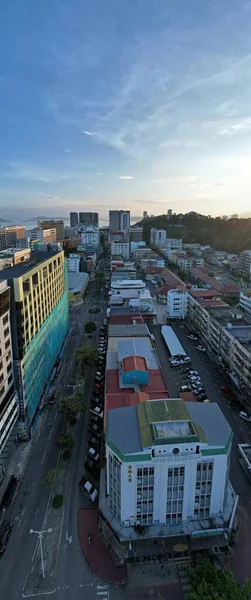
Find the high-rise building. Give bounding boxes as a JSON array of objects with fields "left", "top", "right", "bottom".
[
  {"left": 80, "top": 225, "right": 99, "bottom": 249},
  {"left": 0, "top": 250, "right": 69, "bottom": 438},
  {"left": 109, "top": 210, "right": 130, "bottom": 232},
  {"left": 143, "top": 211, "right": 148, "bottom": 219},
  {"left": 0, "top": 280, "right": 19, "bottom": 483},
  {"left": 238, "top": 250, "right": 251, "bottom": 280},
  {"left": 38, "top": 220, "right": 64, "bottom": 241},
  {"left": 79, "top": 212, "right": 98, "bottom": 226},
  {"left": 167, "top": 209, "right": 172, "bottom": 220},
  {"left": 150, "top": 227, "right": 166, "bottom": 245},
  {"left": 0, "top": 225, "right": 26, "bottom": 250},
  {"left": 129, "top": 226, "right": 143, "bottom": 242},
  {"left": 29, "top": 227, "right": 56, "bottom": 245},
  {"left": 70, "top": 212, "right": 78, "bottom": 227}
]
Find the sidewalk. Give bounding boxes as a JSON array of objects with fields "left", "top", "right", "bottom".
[
  {"left": 78, "top": 508, "right": 127, "bottom": 585},
  {"left": 227, "top": 497, "right": 251, "bottom": 583}
]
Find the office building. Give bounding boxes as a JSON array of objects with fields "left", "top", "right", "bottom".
[
  {"left": 167, "top": 209, "right": 172, "bottom": 220},
  {"left": 79, "top": 212, "right": 98, "bottom": 226},
  {"left": 0, "top": 248, "right": 30, "bottom": 271},
  {"left": 109, "top": 210, "right": 130, "bottom": 232},
  {"left": 70, "top": 212, "right": 78, "bottom": 227},
  {"left": 0, "top": 226, "right": 26, "bottom": 251},
  {"left": 29, "top": 227, "right": 56, "bottom": 245},
  {"left": 167, "top": 289, "right": 188, "bottom": 319},
  {"left": 0, "top": 281, "right": 19, "bottom": 484},
  {"left": 38, "top": 220, "right": 64, "bottom": 241},
  {"left": 99, "top": 397, "right": 236, "bottom": 562},
  {"left": 80, "top": 225, "right": 99, "bottom": 249},
  {"left": 238, "top": 250, "right": 251, "bottom": 280},
  {"left": 239, "top": 291, "right": 251, "bottom": 318},
  {"left": 143, "top": 211, "right": 148, "bottom": 219},
  {"left": 67, "top": 253, "right": 80, "bottom": 273},
  {"left": 164, "top": 238, "right": 182, "bottom": 250},
  {"left": 111, "top": 241, "right": 130, "bottom": 260},
  {"left": 150, "top": 228, "right": 166, "bottom": 245},
  {"left": 0, "top": 251, "right": 69, "bottom": 437},
  {"left": 129, "top": 227, "right": 143, "bottom": 242}
]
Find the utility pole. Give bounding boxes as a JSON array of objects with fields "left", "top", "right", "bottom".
[{"left": 30, "top": 528, "right": 52, "bottom": 578}]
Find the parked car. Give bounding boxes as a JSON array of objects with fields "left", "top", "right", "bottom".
[
  {"left": 91, "top": 396, "right": 103, "bottom": 406},
  {"left": 95, "top": 377, "right": 104, "bottom": 386},
  {"left": 180, "top": 356, "right": 191, "bottom": 364},
  {"left": 188, "top": 370, "right": 199, "bottom": 376},
  {"left": 85, "top": 459, "right": 99, "bottom": 479},
  {"left": 88, "top": 423, "right": 101, "bottom": 436},
  {"left": 79, "top": 477, "right": 98, "bottom": 502},
  {"left": 193, "top": 386, "right": 205, "bottom": 395},
  {"left": 239, "top": 411, "right": 251, "bottom": 423},
  {"left": 88, "top": 447, "right": 100, "bottom": 462},
  {"left": 220, "top": 386, "right": 234, "bottom": 397},
  {"left": 195, "top": 345, "right": 206, "bottom": 352},
  {"left": 183, "top": 366, "right": 192, "bottom": 373},
  {"left": 91, "top": 406, "right": 104, "bottom": 419},
  {"left": 187, "top": 334, "right": 198, "bottom": 340},
  {"left": 88, "top": 435, "right": 101, "bottom": 446},
  {"left": 0, "top": 521, "right": 13, "bottom": 554},
  {"left": 180, "top": 385, "right": 191, "bottom": 392},
  {"left": 93, "top": 388, "right": 103, "bottom": 398},
  {"left": 170, "top": 360, "right": 181, "bottom": 368}
]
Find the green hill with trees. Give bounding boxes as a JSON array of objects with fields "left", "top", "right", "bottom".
[{"left": 137, "top": 212, "right": 251, "bottom": 253}]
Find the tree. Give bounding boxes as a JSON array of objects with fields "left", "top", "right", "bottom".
[
  {"left": 95, "top": 272, "right": 104, "bottom": 280},
  {"left": 75, "top": 343, "right": 96, "bottom": 375},
  {"left": 42, "top": 467, "right": 62, "bottom": 489},
  {"left": 85, "top": 321, "right": 96, "bottom": 335},
  {"left": 58, "top": 394, "right": 85, "bottom": 423},
  {"left": 187, "top": 557, "right": 251, "bottom": 600},
  {"left": 56, "top": 432, "right": 75, "bottom": 452}
]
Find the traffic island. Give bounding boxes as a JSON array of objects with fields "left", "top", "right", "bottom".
[{"left": 78, "top": 508, "right": 127, "bottom": 585}]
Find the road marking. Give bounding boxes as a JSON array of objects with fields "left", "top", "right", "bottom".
[
  {"left": 65, "top": 531, "right": 72, "bottom": 544},
  {"left": 41, "top": 449, "right": 47, "bottom": 464},
  {"left": 22, "top": 589, "right": 56, "bottom": 597}
]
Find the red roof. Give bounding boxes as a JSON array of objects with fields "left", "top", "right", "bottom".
[
  {"left": 159, "top": 267, "right": 186, "bottom": 289},
  {"left": 190, "top": 268, "right": 239, "bottom": 294},
  {"left": 189, "top": 289, "right": 222, "bottom": 299},
  {"left": 105, "top": 368, "right": 169, "bottom": 421},
  {"left": 146, "top": 267, "right": 163, "bottom": 275},
  {"left": 199, "top": 300, "right": 227, "bottom": 308},
  {"left": 123, "top": 356, "right": 147, "bottom": 372},
  {"left": 110, "top": 315, "right": 143, "bottom": 324},
  {"left": 129, "top": 392, "right": 149, "bottom": 403}
]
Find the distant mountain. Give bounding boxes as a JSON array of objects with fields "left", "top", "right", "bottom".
[
  {"left": 24, "top": 216, "right": 68, "bottom": 223},
  {"left": 0, "top": 217, "right": 12, "bottom": 223}
]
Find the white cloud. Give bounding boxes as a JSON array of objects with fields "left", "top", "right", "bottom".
[
  {"left": 64, "top": 149, "right": 72, "bottom": 153},
  {"left": 82, "top": 130, "right": 98, "bottom": 136},
  {"left": 118, "top": 175, "right": 134, "bottom": 180},
  {"left": 96, "top": 172, "right": 103, "bottom": 176},
  {"left": 218, "top": 117, "right": 251, "bottom": 136}
]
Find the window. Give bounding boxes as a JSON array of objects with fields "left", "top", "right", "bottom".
[
  {"left": 5, "top": 339, "right": 10, "bottom": 350},
  {"left": 166, "top": 466, "right": 185, "bottom": 525},
  {"left": 3, "top": 314, "right": 8, "bottom": 326},
  {"left": 4, "top": 327, "right": 9, "bottom": 338}
]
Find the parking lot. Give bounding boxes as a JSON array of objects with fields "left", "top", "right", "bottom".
[{"left": 149, "top": 321, "right": 251, "bottom": 498}]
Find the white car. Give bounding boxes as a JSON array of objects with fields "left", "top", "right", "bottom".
[
  {"left": 195, "top": 345, "right": 206, "bottom": 352},
  {"left": 180, "top": 356, "right": 191, "bottom": 364},
  {"left": 88, "top": 447, "right": 100, "bottom": 462},
  {"left": 170, "top": 360, "right": 181, "bottom": 368},
  {"left": 187, "top": 334, "right": 198, "bottom": 341},
  {"left": 91, "top": 406, "right": 104, "bottom": 419},
  {"left": 180, "top": 385, "right": 191, "bottom": 392},
  {"left": 239, "top": 411, "right": 251, "bottom": 423},
  {"left": 81, "top": 479, "right": 98, "bottom": 502}
]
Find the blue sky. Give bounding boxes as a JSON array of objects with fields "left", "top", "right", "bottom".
[{"left": 1, "top": 0, "right": 251, "bottom": 223}]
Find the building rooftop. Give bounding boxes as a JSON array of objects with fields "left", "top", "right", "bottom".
[
  {"left": 0, "top": 250, "right": 61, "bottom": 279},
  {"left": 117, "top": 339, "right": 158, "bottom": 368},
  {"left": 190, "top": 267, "right": 240, "bottom": 294},
  {"left": 123, "top": 356, "right": 147, "bottom": 372},
  {"left": 68, "top": 271, "right": 88, "bottom": 293},
  {"left": 106, "top": 399, "right": 232, "bottom": 455},
  {"left": 189, "top": 289, "right": 222, "bottom": 299},
  {"left": 108, "top": 324, "right": 148, "bottom": 337}
]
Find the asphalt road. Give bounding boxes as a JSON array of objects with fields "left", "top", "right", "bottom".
[
  {"left": 150, "top": 322, "right": 251, "bottom": 498},
  {"left": 0, "top": 264, "right": 110, "bottom": 600}
]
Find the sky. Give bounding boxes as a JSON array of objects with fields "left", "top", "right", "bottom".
[{"left": 1, "top": 0, "right": 251, "bottom": 224}]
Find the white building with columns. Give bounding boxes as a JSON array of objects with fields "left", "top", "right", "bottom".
[
  {"left": 167, "top": 289, "right": 188, "bottom": 319},
  {"left": 99, "top": 398, "right": 237, "bottom": 561}
]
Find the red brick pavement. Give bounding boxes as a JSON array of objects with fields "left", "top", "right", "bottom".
[
  {"left": 227, "top": 497, "right": 251, "bottom": 583},
  {"left": 78, "top": 508, "right": 127, "bottom": 585}
]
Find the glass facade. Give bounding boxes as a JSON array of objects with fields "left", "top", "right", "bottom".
[
  {"left": 194, "top": 461, "right": 213, "bottom": 518},
  {"left": 109, "top": 453, "right": 121, "bottom": 520},
  {"left": 136, "top": 467, "right": 154, "bottom": 525},
  {"left": 166, "top": 466, "right": 185, "bottom": 525}
]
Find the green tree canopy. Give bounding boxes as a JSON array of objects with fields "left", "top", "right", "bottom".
[
  {"left": 58, "top": 394, "right": 85, "bottom": 423},
  {"left": 42, "top": 467, "right": 62, "bottom": 489},
  {"left": 56, "top": 432, "right": 75, "bottom": 452},
  {"left": 95, "top": 272, "right": 104, "bottom": 280},
  {"left": 75, "top": 343, "right": 97, "bottom": 375},
  {"left": 85, "top": 321, "right": 96, "bottom": 334},
  {"left": 187, "top": 557, "right": 251, "bottom": 600}
]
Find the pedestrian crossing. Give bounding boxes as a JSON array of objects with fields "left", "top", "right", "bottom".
[{"left": 95, "top": 584, "right": 110, "bottom": 599}]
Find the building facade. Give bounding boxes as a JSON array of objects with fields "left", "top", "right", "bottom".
[
  {"left": 150, "top": 228, "right": 166, "bottom": 245},
  {"left": 238, "top": 250, "right": 251, "bottom": 280},
  {"left": 240, "top": 291, "right": 251, "bottom": 318},
  {"left": 29, "top": 227, "right": 57, "bottom": 245},
  {"left": 0, "top": 226, "right": 26, "bottom": 250},
  {"left": 70, "top": 212, "right": 78, "bottom": 227},
  {"left": 67, "top": 253, "right": 80, "bottom": 272},
  {"left": 80, "top": 225, "right": 99, "bottom": 249},
  {"left": 129, "top": 227, "right": 143, "bottom": 242},
  {"left": 165, "top": 238, "right": 182, "bottom": 250},
  {"left": 79, "top": 212, "right": 98, "bottom": 226},
  {"left": 109, "top": 210, "right": 130, "bottom": 232},
  {"left": 0, "top": 281, "right": 18, "bottom": 483},
  {"left": 111, "top": 241, "right": 130, "bottom": 259},
  {"left": 38, "top": 220, "right": 64, "bottom": 241},
  {"left": 100, "top": 398, "right": 236, "bottom": 562},
  {"left": 0, "top": 251, "right": 69, "bottom": 436},
  {"left": 167, "top": 289, "right": 188, "bottom": 319}
]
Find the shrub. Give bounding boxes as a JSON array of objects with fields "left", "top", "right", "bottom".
[{"left": 52, "top": 494, "right": 63, "bottom": 509}]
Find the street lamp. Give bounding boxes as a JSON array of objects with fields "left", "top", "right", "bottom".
[{"left": 30, "top": 528, "right": 52, "bottom": 578}]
